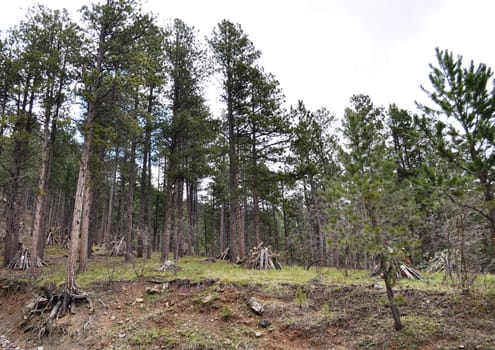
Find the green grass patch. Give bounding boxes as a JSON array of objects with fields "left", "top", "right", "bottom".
[{"left": 391, "top": 315, "right": 443, "bottom": 349}]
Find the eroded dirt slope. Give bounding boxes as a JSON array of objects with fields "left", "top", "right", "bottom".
[{"left": 1, "top": 275, "right": 495, "bottom": 350}]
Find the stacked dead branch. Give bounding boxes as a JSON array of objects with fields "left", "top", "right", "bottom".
[
  {"left": 7, "top": 247, "right": 46, "bottom": 270},
  {"left": 371, "top": 261, "right": 422, "bottom": 280},
  {"left": 426, "top": 249, "right": 457, "bottom": 273},
  {"left": 22, "top": 284, "right": 91, "bottom": 338},
  {"left": 45, "top": 231, "right": 56, "bottom": 246},
  {"left": 217, "top": 247, "right": 230, "bottom": 260},
  {"left": 110, "top": 237, "right": 126, "bottom": 256},
  {"left": 241, "top": 243, "right": 282, "bottom": 270}
]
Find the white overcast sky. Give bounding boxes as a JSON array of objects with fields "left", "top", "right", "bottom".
[{"left": 1, "top": 0, "right": 494, "bottom": 117}]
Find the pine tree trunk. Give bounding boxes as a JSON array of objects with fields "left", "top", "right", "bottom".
[
  {"left": 384, "top": 271, "right": 403, "bottom": 331},
  {"left": 253, "top": 189, "right": 260, "bottom": 246},
  {"left": 235, "top": 172, "right": 244, "bottom": 259},
  {"left": 175, "top": 179, "right": 184, "bottom": 258},
  {"left": 66, "top": 131, "right": 91, "bottom": 291},
  {"left": 186, "top": 182, "right": 195, "bottom": 255},
  {"left": 30, "top": 102, "right": 51, "bottom": 272},
  {"left": 125, "top": 139, "right": 137, "bottom": 261},
  {"left": 219, "top": 204, "right": 225, "bottom": 253},
  {"left": 103, "top": 148, "right": 119, "bottom": 250},
  {"left": 78, "top": 177, "right": 92, "bottom": 272}
]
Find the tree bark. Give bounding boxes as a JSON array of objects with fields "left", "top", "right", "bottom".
[
  {"left": 125, "top": 139, "right": 137, "bottom": 261},
  {"left": 78, "top": 176, "right": 92, "bottom": 272},
  {"left": 175, "top": 178, "right": 184, "bottom": 258},
  {"left": 161, "top": 184, "right": 174, "bottom": 261},
  {"left": 103, "top": 147, "right": 119, "bottom": 250},
  {"left": 66, "top": 130, "right": 92, "bottom": 291},
  {"left": 186, "top": 181, "right": 195, "bottom": 255},
  {"left": 219, "top": 204, "right": 225, "bottom": 254},
  {"left": 30, "top": 96, "right": 52, "bottom": 272}
]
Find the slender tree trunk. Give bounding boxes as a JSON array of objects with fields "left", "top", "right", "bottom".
[
  {"left": 78, "top": 177, "right": 92, "bottom": 272},
  {"left": 146, "top": 148, "right": 153, "bottom": 258},
  {"left": 104, "top": 147, "right": 119, "bottom": 250},
  {"left": 219, "top": 204, "right": 225, "bottom": 253},
  {"left": 141, "top": 88, "right": 153, "bottom": 259},
  {"left": 488, "top": 207, "right": 495, "bottom": 255},
  {"left": 235, "top": 172, "right": 245, "bottom": 259},
  {"left": 186, "top": 181, "right": 195, "bottom": 255},
  {"left": 253, "top": 189, "right": 260, "bottom": 246},
  {"left": 30, "top": 100, "right": 52, "bottom": 271},
  {"left": 384, "top": 271, "right": 403, "bottom": 331},
  {"left": 282, "top": 202, "right": 290, "bottom": 265},
  {"left": 125, "top": 139, "right": 137, "bottom": 261},
  {"left": 175, "top": 178, "right": 184, "bottom": 258},
  {"left": 161, "top": 185, "right": 175, "bottom": 261},
  {"left": 66, "top": 128, "right": 92, "bottom": 291}
]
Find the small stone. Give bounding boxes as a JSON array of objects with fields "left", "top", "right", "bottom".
[
  {"left": 110, "top": 315, "right": 116, "bottom": 321},
  {"left": 202, "top": 294, "right": 216, "bottom": 304},
  {"left": 146, "top": 286, "right": 162, "bottom": 294},
  {"left": 255, "top": 331, "right": 262, "bottom": 338},
  {"left": 118, "top": 333, "right": 126, "bottom": 338},
  {"left": 258, "top": 319, "right": 271, "bottom": 328},
  {"left": 247, "top": 297, "right": 264, "bottom": 315},
  {"left": 135, "top": 297, "right": 144, "bottom": 303},
  {"left": 224, "top": 339, "right": 233, "bottom": 345},
  {"left": 458, "top": 346, "right": 465, "bottom": 349}
]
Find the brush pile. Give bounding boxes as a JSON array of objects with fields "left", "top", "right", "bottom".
[
  {"left": 7, "top": 247, "right": 46, "bottom": 270},
  {"left": 217, "top": 247, "right": 230, "bottom": 260},
  {"left": 241, "top": 242, "right": 282, "bottom": 270},
  {"left": 371, "top": 261, "right": 422, "bottom": 280},
  {"left": 110, "top": 237, "right": 126, "bottom": 256}
]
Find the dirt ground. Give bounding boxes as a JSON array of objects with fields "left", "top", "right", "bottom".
[{"left": 1, "top": 271, "right": 495, "bottom": 350}]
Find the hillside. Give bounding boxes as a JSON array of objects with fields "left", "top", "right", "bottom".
[{"left": 1, "top": 249, "right": 494, "bottom": 350}]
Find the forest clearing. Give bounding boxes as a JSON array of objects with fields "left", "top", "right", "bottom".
[{"left": 1, "top": 246, "right": 495, "bottom": 350}]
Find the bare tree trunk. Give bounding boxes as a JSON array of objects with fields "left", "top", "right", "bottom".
[
  {"left": 253, "top": 189, "right": 260, "bottom": 247},
  {"left": 30, "top": 102, "right": 51, "bottom": 272},
  {"left": 272, "top": 204, "right": 280, "bottom": 251},
  {"left": 146, "top": 148, "right": 153, "bottom": 258},
  {"left": 125, "top": 139, "right": 137, "bottom": 261},
  {"left": 103, "top": 148, "right": 119, "bottom": 250},
  {"left": 175, "top": 179, "right": 184, "bottom": 258},
  {"left": 78, "top": 177, "right": 92, "bottom": 272},
  {"left": 219, "top": 204, "right": 225, "bottom": 253},
  {"left": 66, "top": 133, "right": 92, "bottom": 291},
  {"left": 235, "top": 172, "right": 244, "bottom": 259},
  {"left": 141, "top": 88, "right": 153, "bottom": 259},
  {"left": 384, "top": 271, "right": 403, "bottom": 331},
  {"left": 186, "top": 181, "right": 195, "bottom": 255}
]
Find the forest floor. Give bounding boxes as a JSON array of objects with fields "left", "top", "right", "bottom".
[{"left": 0, "top": 247, "right": 495, "bottom": 350}]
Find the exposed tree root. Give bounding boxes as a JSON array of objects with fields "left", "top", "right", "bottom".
[{"left": 21, "top": 284, "right": 91, "bottom": 339}]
